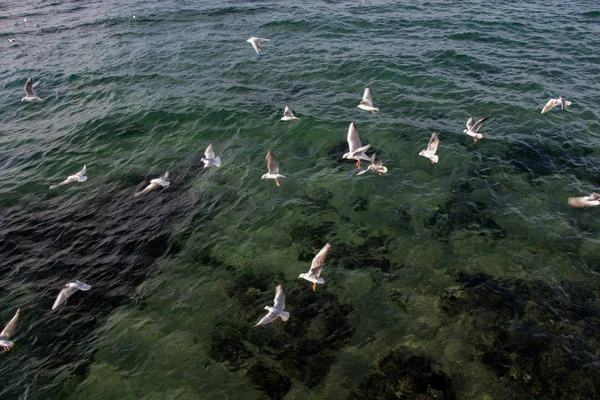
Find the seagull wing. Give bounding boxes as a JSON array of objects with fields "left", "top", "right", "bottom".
[
  {"left": 76, "top": 165, "right": 86, "bottom": 177},
  {"left": 472, "top": 116, "right": 490, "bottom": 133},
  {"left": 266, "top": 150, "right": 280, "bottom": 174},
  {"left": 568, "top": 196, "right": 590, "bottom": 208},
  {"left": 24, "top": 78, "right": 36, "bottom": 97},
  {"left": 427, "top": 132, "right": 440, "bottom": 154},
  {"left": 273, "top": 285, "right": 286, "bottom": 311},
  {"left": 134, "top": 182, "right": 159, "bottom": 197},
  {"left": 361, "top": 88, "right": 373, "bottom": 107},
  {"left": 310, "top": 243, "right": 332, "bottom": 278},
  {"left": 0, "top": 309, "right": 20, "bottom": 338},
  {"left": 255, "top": 309, "right": 279, "bottom": 326},
  {"left": 347, "top": 122, "right": 362, "bottom": 152},
  {"left": 283, "top": 106, "right": 294, "bottom": 119},
  {"left": 52, "top": 285, "right": 79, "bottom": 310},
  {"left": 204, "top": 144, "right": 215, "bottom": 159},
  {"left": 466, "top": 117, "right": 474, "bottom": 131},
  {"left": 371, "top": 153, "right": 384, "bottom": 169},
  {"left": 49, "top": 176, "right": 76, "bottom": 189},
  {"left": 249, "top": 38, "right": 261, "bottom": 54},
  {"left": 541, "top": 98, "right": 560, "bottom": 114}
]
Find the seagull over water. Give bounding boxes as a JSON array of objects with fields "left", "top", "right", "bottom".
[
  {"left": 463, "top": 116, "right": 489, "bottom": 142},
  {"left": 281, "top": 106, "right": 299, "bottom": 122},
  {"left": 541, "top": 96, "right": 572, "bottom": 114},
  {"left": 299, "top": 243, "right": 332, "bottom": 291},
  {"left": 255, "top": 285, "right": 289, "bottom": 326},
  {"left": 22, "top": 77, "right": 42, "bottom": 102},
  {"left": 357, "top": 153, "right": 388, "bottom": 176},
  {"left": 134, "top": 171, "right": 170, "bottom": 197},
  {"left": 262, "top": 150, "right": 285, "bottom": 186},
  {"left": 0, "top": 309, "right": 20, "bottom": 351},
  {"left": 357, "top": 87, "right": 378, "bottom": 114},
  {"left": 201, "top": 144, "right": 221, "bottom": 168},
  {"left": 419, "top": 132, "right": 440, "bottom": 164},
  {"left": 49, "top": 165, "right": 87, "bottom": 189},
  {"left": 8, "top": 38, "right": 15, "bottom": 43},
  {"left": 246, "top": 37, "right": 269, "bottom": 55},
  {"left": 52, "top": 281, "right": 91, "bottom": 310},
  {"left": 342, "top": 122, "right": 371, "bottom": 169},
  {"left": 568, "top": 193, "right": 600, "bottom": 208}
]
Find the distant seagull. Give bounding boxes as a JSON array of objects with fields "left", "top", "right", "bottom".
[
  {"left": 463, "top": 116, "right": 489, "bottom": 142},
  {"left": 357, "top": 87, "right": 378, "bottom": 114},
  {"left": 357, "top": 153, "right": 388, "bottom": 176},
  {"left": 22, "top": 77, "right": 42, "bottom": 102},
  {"left": 7, "top": 38, "right": 15, "bottom": 43},
  {"left": 24, "top": 18, "right": 27, "bottom": 23},
  {"left": 132, "top": 15, "right": 136, "bottom": 19},
  {"left": 568, "top": 193, "right": 600, "bottom": 208},
  {"left": 52, "top": 281, "right": 91, "bottom": 310},
  {"left": 49, "top": 165, "right": 87, "bottom": 189},
  {"left": 299, "top": 243, "right": 332, "bottom": 291},
  {"left": 0, "top": 309, "right": 20, "bottom": 351},
  {"left": 419, "top": 132, "right": 440, "bottom": 164},
  {"left": 134, "top": 171, "right": 169, "bottom": 197},
  {"left": 246, "top": 37, "right": 269, "bottom": 55},
  {"left": 342, "top": 122, "right": 371, "bottom": 169},
  {"left": 261, "top": 150, "right": 285, "bottom": 186},
  {"left": 34, "top": 24, "right": 39, "bottom": 28},
  {"left": 541, "top": 96, "right": 572, "bottom": 114},
  {"left": 201, "top": 144, "right": 221, "bottom": 168},
  {"left": 255, "top": 285, "right": 289, "bottom": 326},
  {"left": 281, "top": 106, "right": 299, "bottom": 122}
]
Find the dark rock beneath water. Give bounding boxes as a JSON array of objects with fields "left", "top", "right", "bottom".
[
  {"left": 330, "top": 233, "right": 392, "bottom": 272},
  {"left": 247, "top": 360, "right": 292, "bottom": 400}
]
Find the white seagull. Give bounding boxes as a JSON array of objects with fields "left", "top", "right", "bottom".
[
  {"left": 357, "top": 87, "right": 378, "bottom": 114},
  {"left": 419, "top": 132, "right": 440, "bottom": 164},
  {"left": 568, "top": 193, "right": 600, "bottom": 208},
  {"left": 201, "top": 144, "right": 221, "bottom": 168},
  {"left": 342, "top": 122, "right": 371, "bottom": 169},
  {"left": 134, "top": 171, "right": 170, "bottom": 197},
  {"left": 357, "top": 153, "right": 388, "bottom": 176},
  {"left": 299, "top": 243, "right": 332, "bottom": 291},
  {"left": 0, "top": 309, "right": 20, "bottom": 351},
  {"left": 8, "top": 38, "right": 15, "bottom": 43},
  {"left": 52, "top": 281, "right": 91, "bottom": 310},
  {"left": 49, "top": 165, "right": 87, "bottom": 189},
  {"left": 255, "top": 285, "right": 289, "bottom": 326},
  {"left": 281, "top": 106, "right": 299, "bottom": 122},
  {"left": 261, "top": 150, "right": 285, "bottom": 186},
  {"left": 463, "top": 116, "right": 489, "bottom": 142},
  {"left": 541, "top": 96, "right": 572, "bottom": 114},
  {"left": 22, "top": 77, "right": 42, "bottom": 102},
  {"left": 246, "top": 37, "right": 270, "bottom": 55}
]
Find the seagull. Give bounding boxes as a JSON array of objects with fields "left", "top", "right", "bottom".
[
  {"left": 201, "top": 144, "right": 221, "bottom": 168},
  {"left": 357, "top": 87, "right": 378, "bottom": 114},
  {"left": 541, "top": 96, "right": 572, "bottom": 114},
  {"left": 24, "top": 18, "right": 27, "bottom": 23},
  {"left": 134, "top": 171, "right": 170, "bottom": 197},
  {"left": 0, "top": 309, "right": 20, "bottom": 351},
  {"left": 7, "top": 38, "right": 15, "bottom": 43},
  {"left": 568, "top": 193, "right": 600, "bottom": 208},
  {"left": 49, "top": 165, "right": 87, "bottom": 189},
  {"left": 342, "top": 122, "right": 371, "bottom": 169},
  {"left": 255, "top": 285, "right": 289, "bottom": 326},
  {"left": 52, "top": 281, "right": 91, "bottom": 310},
  {"left": 463, "top": 116, "right": 489, "bottom": 142},
  {"left": 357, "top": 153, "right": 388, "bottom": 176},
  {"left": 299, "top": 243, "right": 332, "bottom": 291},
  {"left": 261, "top": 150, "right": 285, "bottom": 186},
  {"left": 246, "top": 37, "right": 270, "bottom": 55},
  {"left": 22, "top": 77, "right": 42, "bottom": 102},
  {"left": 281, "top": 106, "right": 299, "bottom": 122},
  {"left": 419, "top": 132, "right": 440, "bottom": 164}
]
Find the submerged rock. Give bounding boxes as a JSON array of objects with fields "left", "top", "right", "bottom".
[{"left": 329, "top": 233, "right": 392, "bottom": 272}]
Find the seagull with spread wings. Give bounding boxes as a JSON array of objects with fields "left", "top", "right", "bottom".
[
  {"left": 52, "top": 281, "right": 91, "bottom": 310},
  {"left": 246, "top": 37, "right": 270, "bottom": 55},
  {"left": 419, "top": 132, "right": 440, "bottom": 164},
  {"left": 255, "top": 285, "right": 289, "bottom": 326},
  {"left": 134, "top": 171, "right": 170, "bottom": 197},
  {"left": 299, "top": 243, "right": 332, "bottom": 291},
  {"left": 22, "top": 77, "right": 42, "bottom": 102},
  {"left": 201, "top": 144, "right": 221, "bottom": 168},
  {"left": 463, "top": 116, "right": 489, "bottom": 142},
  {"left": 49, "top": 165, "right": 87, "bottom": 189},
  {"left": 281, "top": 106, "right": 299, "bottom": 122},
  {"left": 261, "top": 150, "right": 285, "bottom": 186},
  {"left": 568, "top": 192, "right": 600, "bottom": 208},
  {"left": 357, "top": 153, "right": 388, "bottom": 176},
  {"left": 357, "top": 87, "right": 378, "bottom": 114},
  {"left": 0, "top": 309, "right": 20, "bottom": 351},
  {"left": 541, "top": 96, "right": 571, "bottom": 114},
  {"left": 342, "top": 122, "right": 371, "bottom": 169}
]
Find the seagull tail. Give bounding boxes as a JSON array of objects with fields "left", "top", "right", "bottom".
[
  {"left": 280, "top": 311, "right": 290, "bottom": 322},
  {"left": 214, "top": 156, "right": 221, "bottom": 168}
]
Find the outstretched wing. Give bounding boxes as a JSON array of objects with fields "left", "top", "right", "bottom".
[
  {"left": 283, "top": 106, "right": 294, "bottom": 119},
  {"left": 371, "top": 153, "right": 383, "bottom": 169},
  {"left": 466, "top": 117, "right": 474, "bottom": 131},
  {"left": 472, "top": 116, "right": 490, "bottom": 133},
  {"left": 266, "top": 150, "right": 280, "bottom": 174},
  {"left": 361, "top": 88, "right": 373, "bottom": 107},
  {"left": 541, "top": 99, "right": 560, "bottom": 114},
  {"left": 24, "top": 78, "right": 36, "bottom": 97},
  {"left": 310, "top": 243, "right": 332, "bottom": 278},
  {"left": 134, "top": 182, "right": 159, "bottom": 197},
  {"left": 273, "top": 285, "right": 286, "bottom": 310},
  {"left": 76, "top": 165, "right": 86, "bottom": 177},
  {"left": 52, "top": 286, "right": 79, "bottom": 310},
  {"left": 0, "top": 309, "right": 20, "bottom": 338},
  {"left": 347, "top": 122, "right": 362, "bottom": 152},
  {"left": 204, "top": 144, "right": 215, "bottom": 159},
  {"left": 427, "top": 132, "right": 440, "bottom": 154},
  {"left": 255, "top": 309, "right": 278, "bottom": 326}
]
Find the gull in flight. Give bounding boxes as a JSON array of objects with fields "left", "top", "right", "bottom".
[
  {"left": 261, "top": 150, "right": 285, "bottom": 186},
  {"left": 8, "top": 38, "right": 15, "bottom": 43},
  {"left": 541, "top": 96, "right": 572, "bottom": 114},
  {"left": 255, "top": 285, "right": 289, "bottom": 326},
  {"left": 463, "top": 116, "right": 489, "bottom": 142},
  {"left": 299, "top": 243, "right": 332, "bottom": 291},
  {"left": 357, "top": 153, "right": 388, "bottom": 176},
  {"left": 568, "top": 193, "right": 600, "bottom": 208},
  {"left": 134, "top": 171, "right": 170, "bottom": 197},
  {"left": 357, "top": 87, "right": 378, "bottom": 114},
  {"left": 52, "top": 281, "right": 91, "bottom": 310},
  {"left": 49, "top": 165, "right": 87, "bottom": 189},
  {"left": 0, "top": 309, "right": 20, "bottom": 351},
  {"left": 201, "top": 144, "right": 221, "bottom": 168},
  {"left": 281, "top": 106, "right": 299, "bottom": 122},
  {"left": 419, "top": 132, "right": 440, "bottom": 164},
  {"left": 246, "top": 37, "right": 270, "bottom": 55},
  {"left": 342, "top": 122, "right": 371, "bottom": 169},
  {"left": 22, "top": 77, "right": 42, "bottom": 102}
]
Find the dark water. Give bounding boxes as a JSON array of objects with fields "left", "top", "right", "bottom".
[{"left": 2, "top": 0, "right": 600, "bottom": 399}]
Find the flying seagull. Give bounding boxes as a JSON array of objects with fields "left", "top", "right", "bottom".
[
  {"left": 0, "top": 309, "right": 20, "bottom": 351},
  {"left": 281, "top": 106, "right": 299, "bottom": 122},
  {"left": 419, "top": 132, "right": 440, "bottom": 164},
  {"left": 342, "top": 122, "right": 371, "bottom": 169},
  {"left": 463, "top": 116, "right": 489, "bottom": 142},
  {"left": 261, "top": 150, "right": 285, "bottom": 186},
  {"left": 299, "top": 243, "right": 332, "bottom": 291},
  {"left": 541, "top": 96, "right": 572, "bottom": 114},
  {"left": 255, "top": 285, "right": 289, "bottom": 326},
  {"left": 7, "top": 38, "right": 15, "bottom": 43},
  {"left": 52, "top": 281, "right": 91, "bottom": 310},
  {"left": 246, "top": 37, "right": 270, "bottom": 55},
  {"left": 357, "top": 153, "right": 388, "bottom": 176},
  {"left": 22, "top": 77, "right": 42, "bottom": 102},
  {"left": 568, "top": 193, "right": 600, "bottom": 208},
  {"left": 134, "top": 171, "right": 169, "bottom": 197},
  {"left": 357, "top": 87, "right": 378, "bottom": 114},
  {"left": 201, "top": 144, "right": 221, "bottom": 168},
  {"left": 49, "top": 165, "right": 87, "bottom": 189}
]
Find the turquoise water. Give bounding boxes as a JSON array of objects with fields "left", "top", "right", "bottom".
[{"left": 2, "top": 0, "right": 600, "bottom": 398}]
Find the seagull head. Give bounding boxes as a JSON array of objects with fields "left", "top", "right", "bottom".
[
  {"left": 261, "top": 173, "right": 269, "bottom": 180},
  {"left": 341, "top": 152, "right": 352, "bottom": 160}
]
